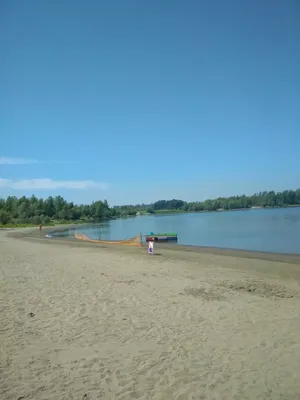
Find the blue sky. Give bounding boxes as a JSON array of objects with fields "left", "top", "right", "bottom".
[{"left": 1, "top": 0, "right": 299, "bottom": 205}]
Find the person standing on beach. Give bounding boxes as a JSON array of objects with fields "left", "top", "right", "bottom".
[
  {"left": 148, "top": 237, "right": 155, "bottom": 255},
  {"left": 38, "top": 224, "right": 42, "bottom": 232}
]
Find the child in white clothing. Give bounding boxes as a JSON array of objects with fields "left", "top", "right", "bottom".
[{"left": 148, "top": 238, "right": 155, "bottom": 255}]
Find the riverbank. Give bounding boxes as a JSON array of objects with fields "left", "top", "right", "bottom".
[
  {"left": 0, "top": 220, "right": 90, "bottom": 229},
  {"left": 138, "top": 204, "right": 300, "bottom": 215},
  {"left": 12, "top": 224, "right": 300, "bottom": 265},
  {"left": 2, "top": 203, "right": 300, "bottom": 230},
  {"left": 1, "top": 228, "right": 300, "bottom": 399}
]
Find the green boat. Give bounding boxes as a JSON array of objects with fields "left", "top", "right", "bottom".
[{"left": 145, "top": 232, "right": 178, "bottom": 242}]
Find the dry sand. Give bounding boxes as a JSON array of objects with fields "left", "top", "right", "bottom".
[{"left": 1, "top": 230, "right": 300, "bottom": 399}]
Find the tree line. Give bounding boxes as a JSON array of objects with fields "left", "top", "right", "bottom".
[{"left": 0, "top": 189, "right": 300, "bottom": 226}]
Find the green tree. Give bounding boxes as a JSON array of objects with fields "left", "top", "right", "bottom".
[{"left": 1, "top": 188, "right": 300, "bottom": 227}]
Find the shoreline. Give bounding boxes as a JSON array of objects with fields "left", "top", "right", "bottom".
[
  {"left": 1, "top": 203, "right": 300, "bottom": 230},
  {"left": 138, "top": 204, "right": 300, "bottom": 215},
  {"left": 9, "top": 224, "right": 300, "bottom": 265}
]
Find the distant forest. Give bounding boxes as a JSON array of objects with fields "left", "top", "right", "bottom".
[{"left": 0, "top": 189, "right": 300, "bottom": 226}]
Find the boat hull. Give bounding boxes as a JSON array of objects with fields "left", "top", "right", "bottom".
[{"left": 145, "top": 235, "right": 178, "bottom": 242}]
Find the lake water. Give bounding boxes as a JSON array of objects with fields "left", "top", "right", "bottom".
[{"left": 53, "top": 207, "right": 300, "bottom": 254}]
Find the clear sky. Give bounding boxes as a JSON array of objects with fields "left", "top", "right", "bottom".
[{"left": 1, "top": 0, "right": 299, "bottom": 205}]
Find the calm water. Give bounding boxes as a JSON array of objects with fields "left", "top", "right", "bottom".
[{"left": 53, "top": 207, "right": 300, "bottom": 254}]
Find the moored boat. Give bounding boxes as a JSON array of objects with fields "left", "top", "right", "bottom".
[{"left": 145, "top": 232, "right": 178, "bottom": 242}]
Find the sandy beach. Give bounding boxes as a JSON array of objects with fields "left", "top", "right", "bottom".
[{"left": 1, "top": 230, "right": 300, "bottom": 400}]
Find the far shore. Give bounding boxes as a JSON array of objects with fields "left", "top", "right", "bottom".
[
  {"left": 1, "top": 203, "right": 300, "bottom": 230},
  {"left": 149, "top": 204, "right": 300, "bottom": 215}
]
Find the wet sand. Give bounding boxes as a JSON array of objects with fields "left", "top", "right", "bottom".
[{"left": 1, "top": 229, "right": 300, "bottom": 399}]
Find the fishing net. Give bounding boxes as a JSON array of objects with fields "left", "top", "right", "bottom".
[{"left": 74, "top": 232, "right": 142, "bottom": 247}]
